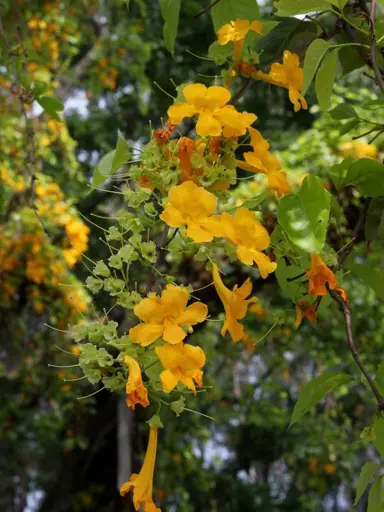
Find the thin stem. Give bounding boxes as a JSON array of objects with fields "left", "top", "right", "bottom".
[
  {"left": 194, "top": 0, "right": 222, "bottom": 19},
  {"left": 328, "top": 287, "right": 384, "bottom": 411}
]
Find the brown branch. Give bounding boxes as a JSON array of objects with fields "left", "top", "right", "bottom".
[
  {"left": 194, "top": 0, "right": 222, "bottom": 19},
  {"left": 328, "top": 287, "right": 384, "bottom": 411},
  {"left": 369, "top": 0, "right": 384, "bottom": 92}
]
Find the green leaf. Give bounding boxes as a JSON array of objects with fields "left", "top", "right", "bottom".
[
  {"left": 275, "top": 256, "right": 305, "bottom": 301},
  {"left": 348, "top": 263, "right": 384, "bottom": 300},
  {"left": 315, "top": 49, "right": 338, "bottom": 111},
  {"left": 330, "top": 158, "right": 354, "bottom": 190},
  {"left": 374, "top": 416, "right": 384, "bottom": 460},
  {"left": 211, "top": 0, "right": 260, "bottom": 32},
  {"left": 278, "top": 174, "right": 330, "bottom": 253},
  {"left": 86, "top": 276, "right": 104, "bottom": 294},
  {"left": 227, "top": 191, "right": 268, "bottom": 213},
  {"left": 368, "top": 475, "right": 384, "bottom": 512},
  {"left": 159, "top": 0, "right": 180, "bottom": 55},
  {"left": 345, "top": 159, "right": 384, "bottom": 197},
  {"left": 92, "top": 133, "right": 131, "bottom": 186},
  {"left": 366, "top": 198, "right": 384, "bottom": 244},
  {"left": 290, "top": 372, "right": 352, "bottom": 426},
  {"left": 37, "top": 95, "right": 64, "bottom": 121},
  {"left": 148, "top": 414, "right": 164, "bottom": 428},
  {"left": 376, "top": 362, "right": 384, "bottom": 396},
  {"left": 256, "top": 18, "right": 300, "bottom": 66},
  {"left": 302, "top": 39, "right": 330, "bottom": 95},
  {"left": 329, "top": 103, "right": 357, "bottom": 120},
  {"left": 94, "top": 260, "right": 110, "bottom": 278},
  {"left": 355, "top": 462, "right": 380, "bottom": 505},
  {"left": 170, "top": 396, "right": 186, "bottom": 416},
  {"left": 328, "top": 0, "right": 348, "bottom": 7},
  {"left": 273, "top": 0, "right": 330, "bottom": 16},
  {"left": 208, "top": 41, "right": 233, "bottom": 64},
  {"left": 339, "top": 118, "right": 360, "bottom": 136}
]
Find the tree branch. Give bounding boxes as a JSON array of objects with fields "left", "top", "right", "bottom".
[
  {"left": 194, "top": 0, "right": 222, "bottom": 20},
  {"left": 328, "top": 287, "right": 384, "bottom": 411}
]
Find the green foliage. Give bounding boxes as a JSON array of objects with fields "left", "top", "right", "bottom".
[
  {"left": 355, "top": 462, "right": 380, "bottom": 506},
  {"left": 159, "top": 0, "right": 181, "bottom": 55},
  {"left": 211, "top": 0, "right": 260, "bottom": 31},
  {"left": 345, "top": 159, "right": 384, "bottom": 197},
  {"left": 315, "top": 50, "right": 339, "bottom": 111},
  {"left": 290, "top": 372, "right": 352, "bottom": 426},
  {"left": 302, "top": 39, "right": 330, "bottom": 95},
  {"left": 278, "top": 175, "right": 330, "bottom": 253},
  {"left": 37, "top": 95, "right": 64, "bottom": 121},
  {"left": 367, "top": 476, "right": 384, "bottom": 512},
  {"left": 348, "top": 263, "right": 384, "bottom": 300},
  {"left": 273, "top": 0, "right": 330, "bottom": 17},
  {"left": 92, "top": 132, "right": 131, "bottom": 186}
]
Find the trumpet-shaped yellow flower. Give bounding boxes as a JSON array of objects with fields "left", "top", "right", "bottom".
[
  {"left": 255, "top": 51, "right": 307, "bottom": 112},
  {"left": 217, "top": 19, "right": 263, "bottom": 63},
  {"left": 212, "top": 265, "right": 258, "bottom": 342},
  {"left": 306, "top": 254, "right": 338, "bottom": 297},
  {"left": 238, "top": 128, "right": 289, "bottom": 197},
  {"left": 216, "top": 105, "right": 258, "bottom": 138},
  {"left": 155, "top": 343, "right": 206, "bottom": 393},
  {"left": 220, "top": 207, "right": 277, "bottom": 278},
  {"left": 124, "top": 355, "right": 150, "bottom": 409},
  {"left": 160, "top": 181, "right": 224, "bottom": 243},
  {"left": 120, "top": 427, "right": 161, "bottom": 512},
  {"left": 167, "top": 83, "right": 256, "bottom": 137},
  {"left": 129, "top": 284, "right": 208, "bottom": 346}
]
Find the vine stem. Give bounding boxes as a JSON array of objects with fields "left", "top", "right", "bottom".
[
  {"left": 193, "top": 0, "right": 222, "bottom": 19},
  {"left": 369, "top": 0, "right": 384, "bottom": 92},
  {"left": 328, "top": 287, "right": 384, "bottom": 412}
]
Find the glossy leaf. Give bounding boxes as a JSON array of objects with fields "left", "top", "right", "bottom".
[
  {"left": 355, "top": 462, "right": 380, "bottom": 505},
  {"left": 159, "top": 0, "right": 181, "bottom": 55},
  {"left": 211, "top": 0, "right": 260, "bottom": 32},
  {"left": 290, "top": 372, "right": 352, "bottom": 426},
  {"left": 315, "top": 49, "right": 338, "bottom": 111},
  {"left": 329, "top": 103, "right": 357, "bottom": 120},
  {"left": 278, "top": 174, "right": 330, "bottom": 253},
  {"left": 345, "top": 159, "right": 384, "bottom": 197},
  {"left": 273, "top": 0, "right": 330, "bottom": 17},
  {"left": 302, "top": 39, "right": 330, "bottom": 95}
]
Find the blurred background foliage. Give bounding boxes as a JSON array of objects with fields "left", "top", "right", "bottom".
[{"left": 0, "top": 1, "right": 383, "bottom": 511}]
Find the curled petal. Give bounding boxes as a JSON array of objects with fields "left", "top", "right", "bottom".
[
  {"left": 177, "top": 302, "right": 208, "bottom": 325},
  {"left": 160, "top": 203, "right": 186, "bottom": 227},
  {"left": 159, "top": 369, "right": 179, "bottom": 392},
  {"left": 167, "top": 102, "right": 196, "bottom": 125},
  {"left": 129, "top": 323, "right": 164, "bottom": 346}
]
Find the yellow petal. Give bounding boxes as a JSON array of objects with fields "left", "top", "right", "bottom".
[
  {"left": 244, "top": 151, "right": 267, "bottom": 173},
  {"left": 159, "top": 369, "right": 179, "bottom": 392},
  {"left": 179, "top": 375, "right": 196, "bottom": 393},
  {"left": 251, "top": 250, "right": 277, "bottom": 278},
  {"left": 223, "top": 314, "right": 245, "bottom": 342},
  {"left": 217, "top": 22, "right": 235, "bottom": 45},
  {"left": 185, "top": 220, "right": 214, "bottom": 243},
  {"left": 177, "top": 302, "right": 208, "bottom": 325},
  {"left": 212, "top": 265, "right": 232, "bottom": 305},
  {"left": 268, "top": 170, "right": 290, "bottom": 197},
  {"left": 129, "top": 323, "right": 164, "bottom": 346},
  {"left": 167, "top": 102, "right": 196, "bottom": 125},
  {"left": 199, "top": 215, "right": 226, "bottom": 238},
  {"left": 196, "top": 112, "right": 223, "bottom": 137},
  {"left": 250, "top": 20, "right": 263, "bottom": 34},
  {"left": 182, "top": 343, "right": 206, "bottom": 369},
  {"left": 206, "top": 85, "right": 231, "bottom": 108},
  {"left": 183, "top": 83, "right": 208, "bottom": 105},
  {"left": 161, "top": 284, "right": 189, "bottom": 315},
  {"left": 134, "top": 295, "right": 163, "bottom": 323},
  {"left": 160, "top": 203, "right": 186, "bottom": 227},
  {"left": 162, "top": 322, "right": 186, "bottom": 344}
]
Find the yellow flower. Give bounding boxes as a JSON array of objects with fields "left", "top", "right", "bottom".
[
  {"left": 238, "top": 128, "right": 289, "bottom": 197},
  {"left": 339, "top": 141, "right": 377, "bottom": 160},
  {"left": 306, "top": 254, "right": 338, "bottom": 297},
  {"left": 129, "top": 284, "right": 208, "bottom": 346},
  {"left": 220, "top": 207, "right": 277, "bottom": 278},
  {"left": 217, "top": 19, "right": 263, "bottom": 63},
  {"left": 255, "top": 51, "right": 307, "bottom": 112},
  {"left": 160, "top": 181, "right": 224, "bottom": 243},
  {"left": 215, "top": 105, "right": 258, "bottom": 138},
  {"left": 155, "top": 343, "right": 206, "bottom": 393},
  {"left": 124, "top": 355, "right": 150, "bottom": 409},
  {"left": 120, "top": 427, "right": 161, "bottom": 512},
  {"left": 167, "top": 83, "right": 255, "bottom": 137},
  {"left": 212, "top": 265, "right": 257, "bottom": 342}
]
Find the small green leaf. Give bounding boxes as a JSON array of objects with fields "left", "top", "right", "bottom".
[
  {"left": 355, "top": 462, "right": 380, "bottom": 505},
  {"left": 273, "top": 0, "right": 330, "bottom": 17},
  {"left": 302, "top": 39, "right": 330, "bottom": 95},
  {"left": 92, "top": 133, "right": 131, "bottom": 187},
  {"left": 278, "top": 174, "right": 331, "bottom": 253},
  {"left": 339, "top": 118, "right": 360, "bottom": 136},
  {"left": 170, "top": 396, "right": 186, "bottom": 417},
  {"left": 148, "top": 414, "right": 164, "bottom": 428},
  {"left": 345, "top": 158, "right": 384, "bottom": 197},
  {"left": 86, "top": 276, "right": 103, "bottom": 294},
  {"left": 227, "top": 191, "right": 268, "bottom": 213},
  {"left": 211, "top": 0, "right": 260, "bottom": 32},
  {"left": 159, "top": 0, "right": 181, "bottom": 55},
  {"left": 37, "top": 95, "right": 64, "bottom": 121},
  {"left": 366, "top": 198, "right": 384, "bottom": 245},
  {"left": 367, "top": 475, "right": 384, "bottom": 512},
  {"left": 348, "top": 263, "right": 384, "bottom": 300},
  {"left": 315, "top": 49, "right": 338, "bottom": 111},
  {"left": 290, "top": 372, "right": 352, "bottom": 426},
  {"left": 329, "top": 103, "right": 357, "bottom": 120},
  {"left": 94, "top": 260, "right": 110, "bottom": 278}
]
